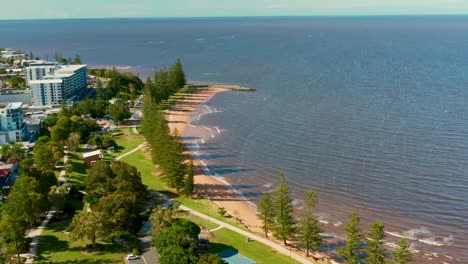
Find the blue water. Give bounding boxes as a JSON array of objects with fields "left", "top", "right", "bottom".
[{"left": 2, "top": 16, "right": 468, "bottom": 262}]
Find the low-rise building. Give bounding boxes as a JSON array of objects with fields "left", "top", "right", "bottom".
[
  {"left": 0, "top": 89, "right": 32, "bottom": 105},
  {"left": 83, "top": 150, "right": 103, "bottom": 166}
]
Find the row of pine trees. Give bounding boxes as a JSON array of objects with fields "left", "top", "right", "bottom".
[
  {"left": 141, "top": 60, "right": 195, "bottom": 195},
  {"left": 258, "top": 173, "right": 413, "bottom": 263},
  {"left": 141, "top": 60, "right": 413, "bottom": 263}
]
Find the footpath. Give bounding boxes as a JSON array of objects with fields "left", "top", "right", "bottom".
[
  {"left": 20, "top": 151, "right": 69, "bottom": 263},
  {"left": 179, "top": 205, "right": 313, "bottom": 264},
  {"left": 20, "top": 136, "right": 315, "bottom": 264}
]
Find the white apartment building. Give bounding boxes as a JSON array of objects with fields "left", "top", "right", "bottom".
[
  {"left": 28, "top": 64, "right": 87, "bottom": 107},
  {"left": 24, "top": 61, "right": 58, "bottom": 83},
  {"left": 0, "top": 102, "right": 27, "bottom": 145}
]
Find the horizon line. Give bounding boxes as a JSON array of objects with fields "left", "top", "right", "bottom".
[{"left": 1, "top": 13, "right": 468, "bottom": 22}]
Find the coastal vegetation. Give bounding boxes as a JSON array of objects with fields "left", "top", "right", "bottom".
[
  {"left": 258, "top": 174, "right": 413, "bottom": 263},
  {"left": 0, "top": 52, "right": 414, "bottom": 264},
  {"left": 151, "top": 205, "right": 224, "bottom": 264},
  {"left": 0, "top": 149, "right": 57, "bottom": 262},
  {"left": 141, "top": 59, "right": 188, "bottom": 192},
  {"left": 69, "top": 160, "right": 147, "bottom": 250},
  {"left": 53, "top": 52, "right": 82, "bottom": 65}
]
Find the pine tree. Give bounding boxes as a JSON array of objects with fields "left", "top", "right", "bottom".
[
  {"left": 272, "top": 172, "right": 296, "bottom": 245},
  {"left": 391, "top": 238, "right": 413, "bottom": 264},
  {"left": 365, "top": 222, "right": 387, "bottom": 264},
  {"left": 154, "top": 69, "right": 171, "bottom": 102},
  {"left": 299, "top": 190, "right": 322, "bottom": 257},
  {"left": 338, "top": 211, "right": 365, "bottom": 264},
  {"left": 169, "top": 58, "right": 186, "bottom": 90},
  {"left": 74, "top": 54, "right": 82, "bottom": 64},
  {"left": 258, "top": 192, "right": 275, "bottom": 238},
  {"left": 184, "top": 157, "right": 195, "bottom": 198}
]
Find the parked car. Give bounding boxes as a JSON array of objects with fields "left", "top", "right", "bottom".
[{"left": 126, "top": 254, "right": 140, "bottom": 260}]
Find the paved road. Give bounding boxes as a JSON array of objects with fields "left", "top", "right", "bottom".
[
  {"left": 179, "top": 204, "right": 314, "bottom": 264},
  {"left": 140, "top": 236, "right": 159, "bottom": 264}
]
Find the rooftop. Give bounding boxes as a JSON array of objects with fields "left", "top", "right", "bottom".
[
  {"left": 1, "top": 102, "right": 23, "bottom": 109},
  {"left": 82, "top": 150, "right": 102, "bottom": 159}
]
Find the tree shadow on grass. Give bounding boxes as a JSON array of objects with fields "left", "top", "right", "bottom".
[
  {"left": 36, "top": 235, "right": 69, "bottom": 261},
  {"left": 70, "top": 159, "right": 87, "bottom": 176},
  {"left": 37, "top": 240, "right": 127, "bottom": 264},
  {"left": 37, "top": 260, "right": 122, "bottom": 264},
  {"left": 210, "top": 242, "right": 238, "bottom": 255}
]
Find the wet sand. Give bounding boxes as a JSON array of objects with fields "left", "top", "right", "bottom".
[{"left": 165, "top": 87, "right": 263, "bottom": 232}]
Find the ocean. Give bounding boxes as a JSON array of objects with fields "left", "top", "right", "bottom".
[{"left": 1, "top": 16, "right": 468, "bottom": 263}]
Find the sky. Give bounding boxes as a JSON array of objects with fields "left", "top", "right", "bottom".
[{"left": 1, "top": 0, "right": 467, "bottom": 20}]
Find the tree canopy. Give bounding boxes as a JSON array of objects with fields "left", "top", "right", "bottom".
[
  {"left": 298, "top": 190, "right": 322, "bottom": 257},
  {"left": 272, "top": 172, "right": 296, "bottom": 245},
  {"left": 338, "top": 211, "right": 365, "bottom": 264}
]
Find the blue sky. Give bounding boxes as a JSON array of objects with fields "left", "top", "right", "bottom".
[{"left": 2, "top": 0, "right": 467, "bottom": 19}]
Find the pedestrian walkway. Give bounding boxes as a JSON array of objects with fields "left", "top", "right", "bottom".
[
  {"left": 21, "top": 209, "right": 57, "bottom": 263},
  {"left": 116, "top": 142, "right": 146, "bottom": 161},
  {"left": 21, "top": 151, "right": 69, "bottom": 263},
  {"left": 179, "top": 205, "right": 313, "bottom": 264}
]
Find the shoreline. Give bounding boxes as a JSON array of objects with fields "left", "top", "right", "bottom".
[
  {"left": 165, "top": 86, "right": 263, "bottom": 232},
  {"left": 164, "top": 86, "right": 447, "bottom": 264}
]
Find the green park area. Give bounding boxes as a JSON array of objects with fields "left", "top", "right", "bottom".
[
  {"left": 35, "top": 87, "right": 301, "bottom": 264},
  {"left": 34, "top": 128, "right": 144, "bottom": 263},
  {"left": 35, "top": 217, "right": 126, "bottom": 264},
  {"left": 120, "top": 149, "right": 301, "bottom": 264}
]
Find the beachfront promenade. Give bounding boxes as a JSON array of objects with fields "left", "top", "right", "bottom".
[
  {"left": 180, "top": 204, "right": 314, "bottom": 264},
  {"left": 21, "top": 127, "right": 315, "bottom": 264}
]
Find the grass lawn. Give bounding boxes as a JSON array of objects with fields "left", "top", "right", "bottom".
[
  {"left": 177, "top": 211, "right": 219, "bottom": 230},
  {"left": 67, "top": 152, "right": 87, "bottom": 189},
  {"left": 120, "top": 149, "right": 304, "bottom": 263},
  {"left": 35, "top": 220, "right": 126, "bottom": 264},
  {"left": 161, "top": 91, "right": 190, "bottom": 110},
  {"left": 120, "top": 149, "right": 166, "bottom": 191},
  {"left": 210, "top": 228, "right": 300, "bottom": 264},
  {"left": 104, "top": 127, "right": 144, "bottom": 161},
  {"left": 121, "top": 149, "right": 253, "bottom": 232}
]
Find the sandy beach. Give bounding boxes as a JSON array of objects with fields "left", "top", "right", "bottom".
[{"left": 165, "top": 87, "right": 263, "bottom": 232}]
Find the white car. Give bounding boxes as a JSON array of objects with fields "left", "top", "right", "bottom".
[{"left": 126, "top": 254, "right": 140, "bottom": 260}]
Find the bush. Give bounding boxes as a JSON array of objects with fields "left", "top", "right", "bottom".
[{"left": 218, "top": 207, "right": 226, "bottom": 217}]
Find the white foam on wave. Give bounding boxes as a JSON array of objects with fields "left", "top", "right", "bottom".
[
  {"left": 262, "top": 182, "right": 273, "bottom": 188},
  {"left": 333, "top": 221, "right": 342, "bottom": 227},
  {"left": 214, "top": 126, "right": 226, "bottom": 134},
  {"left": 386, "top": 228, "right": 454, "bottom": 247}
]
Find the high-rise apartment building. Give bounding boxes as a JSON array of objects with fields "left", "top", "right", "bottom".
[{"left": 27, "top": 64, "right": 87, "bottom": 107}]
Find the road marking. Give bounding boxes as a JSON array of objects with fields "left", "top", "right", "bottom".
[{"left": 142, "top": 255, "right": 148, "bottom": 264}]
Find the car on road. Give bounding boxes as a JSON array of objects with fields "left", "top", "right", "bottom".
[{"left": 126, "top": 254, "right": 140, "bottom": 260}]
